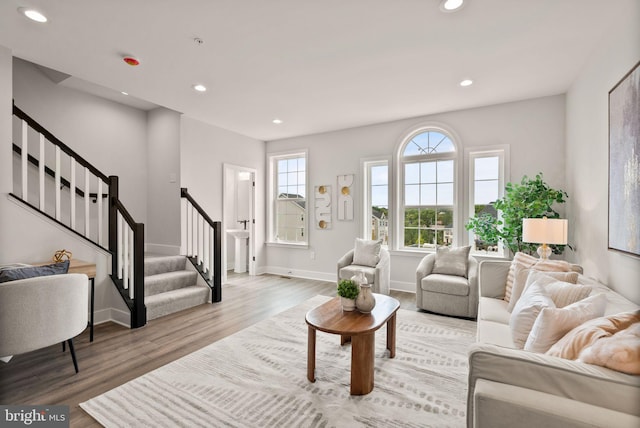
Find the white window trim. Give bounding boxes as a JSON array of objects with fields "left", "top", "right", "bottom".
[
  {"left": 393, "top": 122, "right": 463, "bottom": 252},
  {"left": 464, "top": 144, "right": 510, "bottom": 257},
  {"left": 360, "top": 156, "right": 392, "bottom": 245},
  {"left": 266, "top": 149, "right": 309, "bottom": 247}
]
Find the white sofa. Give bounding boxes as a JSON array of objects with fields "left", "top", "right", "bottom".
[{"left": 467, "top": 259, "right": 640, "bottom": 428}]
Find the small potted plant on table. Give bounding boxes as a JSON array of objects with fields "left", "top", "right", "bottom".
[{"left": 337, "top": 279, "right": 359, "bottom": 311}]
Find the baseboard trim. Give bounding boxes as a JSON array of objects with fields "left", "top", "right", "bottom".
[
  {"left": 263, "top": 266, "right": 335, "bottom": 283},
  {"left": 145, "top": 243, "right": 181, "bottom": 256}
]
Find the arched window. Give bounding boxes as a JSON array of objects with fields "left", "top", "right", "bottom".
[{"left": 398, "top": 128, "right": 458, "bottom": 250}]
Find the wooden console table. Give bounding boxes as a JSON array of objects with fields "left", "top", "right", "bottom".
[{"left": 35, "top": 259, "right": 96, "bottom": 342}]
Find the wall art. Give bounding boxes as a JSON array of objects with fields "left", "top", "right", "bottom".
[
  {"left": 314, "top": 185, "right": 332, "bottom": 229},
  {"left": 337, "top": 174, "right": 354, "bottom": 221}
]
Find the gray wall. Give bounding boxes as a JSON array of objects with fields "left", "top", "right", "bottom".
[
  {"left": 266, "top": 95, "right": 567, "bottom": 291},
  {"left": 565, "top": 1, "right": 640, "bottom": 304},
  {"left": 147, "top": 107, "right": 182, "bottom": 254}
]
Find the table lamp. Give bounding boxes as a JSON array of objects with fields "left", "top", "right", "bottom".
[{"left": 522, "top": 217, "right": 568, "bottom": 259}]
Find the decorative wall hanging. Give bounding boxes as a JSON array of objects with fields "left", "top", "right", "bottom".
[
  {"left": 337, "top": 174, "right": 354, "bottom": 221},
  {"left": 315, "top": 185, "right": 332, "bottom": 229},
  {"left": 608, "top": 60, "right": 640, "bottom": 257}
]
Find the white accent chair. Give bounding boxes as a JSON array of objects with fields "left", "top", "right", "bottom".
[
  {"left": 337, "top": 245, "right": 390, "bottom": 295},
  {"left": 0, "top": 273, "right": 88, "bottom": 373}
]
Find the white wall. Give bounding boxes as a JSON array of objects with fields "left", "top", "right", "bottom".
[
  {"left": 565, "top": 2, "right": 640, "bottom": 304},
  {"left": 180, "top": 116, "right": 266, "bottom": 271},
  {"left": 147, "top": 107, "right": 181, "bottom": 254},
  {"left": 12, "top": 58, "right": 148, "bottom": 223},
  {"left": 0, "top": 45, "right": 12, "bottom": 194},
  {"left": 266, "top": 95, "right": 567, "bottom": 290}
]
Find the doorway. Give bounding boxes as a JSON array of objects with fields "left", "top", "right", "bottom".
[{"left": 223, "top": 164, "right": 256, "bottom": 283}]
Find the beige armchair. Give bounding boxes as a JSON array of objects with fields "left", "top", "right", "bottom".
[
  {"left": 0, "top": 273, "right": 88, "bottom": 373},
  {"left": 416, "top": 253, "right": 478, "bottom": 318},
  {"left": 337, "top": 240, "right": 390, "bottom": 295}
]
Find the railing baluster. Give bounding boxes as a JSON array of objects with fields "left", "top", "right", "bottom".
[
  {"left": 38, "top": 134, "right": 45, "bottom": 209},
  {"left": 97, "top": 179, "right": 103, "bottom": 245},
  {"left": 123, "top": 225, "right": 129, "bottom": 292},
  {"left": 84, "top": 168, "right": 90, "bottom": 237},
  {"left": 197, "top": 212, "right": 202, "bottom": 265},
  {"left": 117, "top": 212, "right": 123, "bottom": 279},
  {"left": 21, "top": 120, "right": 28, "bottom": 202},
  {"left": 70, "top": 158, "right": 76, "bottom": 230},
  {"left": 209, "top": 226, "right": 214, "bottom": 281},
  {"left": 203, "top": 223, "right": 209, "bottom": 273},
  {"left": 55, "top": 146, "right": 61, "bottom": 221},
  {"left": 192, "top": 203, "right": 196, "bottom": 258}
]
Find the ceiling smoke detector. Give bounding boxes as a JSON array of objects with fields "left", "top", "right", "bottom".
[{"left": 123, "top": 56, "right": 140, "bottom": 66}]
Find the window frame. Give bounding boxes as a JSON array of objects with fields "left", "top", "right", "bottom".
[
  {"left": 465, "top": 145, "right": 510, "bottom": 257},
  {"left": 394, "top": 124, "right": 462, "bottom": 252},
  {"left": 267, "top": 150, "right": 309, "bottom": 247},
  {"left": 361, "top": 156, "right": 391, "bottom": 246}
]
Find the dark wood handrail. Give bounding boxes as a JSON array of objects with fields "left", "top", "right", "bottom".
[
  {"left": 181, "top": 187, "right": 222, "bottom": 303},
  {"left": 12, "top": 144, "right": 108, "bottom": 201},
  {"left": 181, "top": 188, "right": 218, "bottom": 228},
  {"left": 13, "top": 103, "right": 109, "bottom": 184}
]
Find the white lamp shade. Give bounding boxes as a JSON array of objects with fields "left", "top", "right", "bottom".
[{"left": 522, "top": 218, "right": 568, "bottom": 245}]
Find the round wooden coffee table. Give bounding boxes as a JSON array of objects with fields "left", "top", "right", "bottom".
[{"left": 305, "top": 294, "right": 400, "bottom": 395}]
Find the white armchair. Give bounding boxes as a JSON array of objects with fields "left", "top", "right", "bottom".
[
  {"left": 0, "top": 273, "right": 88, "bottom": 373},
  {"left": 337, "top": 239, "right": 390, "bottom": 295}
]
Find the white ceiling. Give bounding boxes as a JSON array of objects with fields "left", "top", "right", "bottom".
[{"left": 0, "top": 0, "right": 631, "bottom": 141}]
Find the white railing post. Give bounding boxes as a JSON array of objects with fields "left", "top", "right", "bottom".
[
  {"left": 128, "top": 226, "right": 134, "bottom": 299},
  {"left": 21, "top": 120, "right": 28, "bottom": 201},
  {"left": 70, "top": 158, "right": 76, "bottom": 230},
  {"left": 38, "top": 134, "right": 45, "bottom": 209},
  {"left": 55, "top": 146, "right": 61, "bottom": 221},
  {"left": 97, "top": 180, "right": 103, "bottom": 245},
  {"left": 117, "top": 213, "right": 123, "bottom": 279},
  {"left": 209, "top": 226, "right": 214, "bottom": 281},
  {"left": 85, "top": 168, "right": 90, "bottom": 237}
]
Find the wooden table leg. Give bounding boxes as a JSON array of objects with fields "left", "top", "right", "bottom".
[
  {"left": 307, "top": 326, "right": 316, "bottom": 382},
  {"left": 350, "top": 333, "right": 375, "bottom": 395},
  {"left": 387, "top": 313, "right": 396, "bottom": 358},
  {"left": 340, "top": 335, "right": 351, "bottom": 345}
]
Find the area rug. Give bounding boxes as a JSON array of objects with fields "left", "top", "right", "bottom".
[{"left": 81, "top": 295, "right": 476, "bottom": 427}]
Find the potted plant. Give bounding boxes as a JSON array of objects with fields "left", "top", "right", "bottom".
[
  {"left": 337, "top": 279, "right": 359, "bottom": 311},
  {"left": 466, "top": 173, "right": 570, "bottom": 256}
]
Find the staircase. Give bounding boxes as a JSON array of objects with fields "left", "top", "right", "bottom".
[
  {"left": 11, "top": 102, "right": 222, "bottom": 328},
  {"left": 144, "top": 255, "right": 210, "bottom": 320}
]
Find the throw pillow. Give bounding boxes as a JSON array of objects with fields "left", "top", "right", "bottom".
[
  {"left": 524, "top": 293, "right": 607, "bottom": 353},
  {"left": 578, "top": 322, "right": 640, "bottom": 375},
  {"left": 509, "top": 282, "right": 555, "bottom": 349},
  {"left": 545, "top": 280, "right": 592, "bottom": 308},
  {"left": 0, "top": 260, "right": 70, "bottom": 283},
  {"left": 352, "top": 238, "right": 382, "bottom": 268},
  {"left": 431, "top": 246, "right": 471, "bottom": 278},
  {"left": 504, "top": 252, "right": 572, "bottom": 303},
  {"left": 546, "top": 310, "right": 640, "bottom": 360},
  {"left": 507, "top": 269, "right": 579, "bottom": 312}
]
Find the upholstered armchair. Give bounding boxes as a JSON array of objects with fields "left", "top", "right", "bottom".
[
  {"left": 337, "top": 239, "right": 390, "bottom": 295},
  {"left": 0, "top": 273, "right": 89, "bottom": 373},
  {"left": 416, "top": 248, "right": 478, "bottom": 318}
]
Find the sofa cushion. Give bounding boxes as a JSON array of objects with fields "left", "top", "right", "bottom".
[
  {"left": 579, "top": 322, "right": 640, "bottom": 375},
  {"left": 546, "top": 310, "right": 640, "bottom": 360},
  {"left": 504, "top": 252, "right": 571, "bottom": 303},
  {"left": 478, "top": 296, "right": 511, "bottom": 324},
  {"left": 421, "top": 273, "right": 470, "bottom": 296},
  {"left": 431, "top": 246, "right": 471, "bottom": 278},
  {"left": 0, "top": 260, "right": 70, "bottom": 283},
  {"left": 507, "top": 268, "right": 578, "bottom": 312},
  {"left": 510, "top": 282, "right": 555, "bottom": 349},
  {"left": 524, "top": 293, "right": 607, "bottom": 353},
  {"left": 352, "top": 238, "right": 382, "bottom": 268},
  {"left": 339, "top": 265, "right": 376, "bottom": 284},
  {"left": 477, "top": 320, "right": 515, "bottom": 348}
]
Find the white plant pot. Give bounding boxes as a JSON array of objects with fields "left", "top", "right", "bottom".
[{"left": 340, "top": 297, "right": 356, "bottom": 311}]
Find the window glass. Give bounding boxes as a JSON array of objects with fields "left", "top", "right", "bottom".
[{"left": 271, "top": 153, "right": 307, "bottom": 244}]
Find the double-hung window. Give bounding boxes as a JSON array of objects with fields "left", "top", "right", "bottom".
[
  {"left": 268, "top": 152, "right": 307, "bottom": 245},
  {"left": 362, "top": 158, "right": 390, "bottom": 245},
  {"left": 399, "top": 129, "right": 457, "bottom": 250}
]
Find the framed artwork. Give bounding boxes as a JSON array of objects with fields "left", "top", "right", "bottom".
[
  {"left": 608, "top": 60, "right": 640, "bottom": 257},
  {"left": 337, "top": 174, "right": 354, "bottom": 221},
  {"left": 314, "top": 185, "right": 332, "bottom": 229}
]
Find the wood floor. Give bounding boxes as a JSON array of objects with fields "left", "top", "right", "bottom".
[{"left": 0, "top": 273, "right": 418, "bottom": 427}]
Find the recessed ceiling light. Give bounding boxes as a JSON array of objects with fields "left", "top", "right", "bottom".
[
  {"left": 440, "top": 0, "right": 465, "bottom": 12},
  {"left": 272, "top": 119, "right": 283, "bottom": 124},
  {"left": 193, "top": 84, "right": 207, "bottom": 92},
  {"left": 121, "top": 91, "right": 128, "bottom": 96},
  {"left": 459, "top": 79, "right": 473, "bottom": 87},
  {"left": 18, "top": 7, "right": 48, "bottom": 23}
]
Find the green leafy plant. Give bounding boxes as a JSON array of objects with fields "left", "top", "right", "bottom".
[
  {"left": 466, "top": 173, "right": 569, "bottom": 255},
  {"left": 337, "top": 279, "right": 359, "bottom": 300}
]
